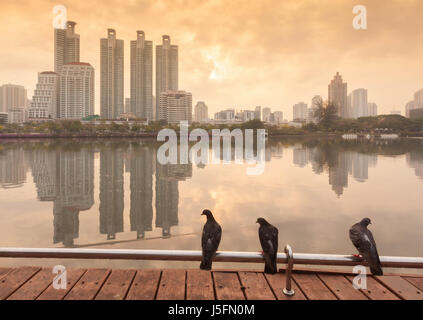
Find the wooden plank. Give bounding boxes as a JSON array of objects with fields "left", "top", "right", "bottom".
[
  {"left": 375, "top": 276, "right": 423, "bottom": 300},
  {"left": 213, "top": 272, "right": 245, "bottom": 300},
  {"left": 186, "top": 270, "right": 214, "bottom": 300},
  {"left": 156, "top": 270, "right": 186, "bottom": 300},
  {"left": 95, "top": 269, "right": 136, "bottom": 300},
  {"left": 126, "top": 270, "right": 161, "bottom": 300},
  {"left": 0, "top": 268, "right": 11, "bottom": 280},
  {"left": 403, "top": 277, "right": 423, "bottom": 292},
  {"left": 37, "top": 269, "right": 86, "bottom": 300},
  {"left": 264, "top": 273, "right": 307, "bottom": 300},
  {"left": 318, "top": 274, "right": 368, "bottom": 300},
  {"left": 292, "top": 273, "right": 337, "bottom": 300},
  {"left": 346, "top": 275, "right": 399, "bottom": 300},
  {"left": 0, "top": 267, "right": 40, "bottom": 300},
  {"left": 238, "top": 272, "right": 276, "bottom": 300},
  {"left": 64, "top": 269, "right": 110, "bottom": 300},
  {"left": 8, "top": 268, "right": 53, "bottom": 300}
]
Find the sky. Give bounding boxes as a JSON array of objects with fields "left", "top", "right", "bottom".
[{"left": 1, "top": 0, "right": 423, "bottom": 119}]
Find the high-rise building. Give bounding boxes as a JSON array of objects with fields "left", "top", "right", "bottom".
[
  {"left": 54, "top": 21, "right": 80, "bottom": 73},
  {"left": 293, "top": 102, "right": 308, "bottom": 121},
  {"left": 254, "top": 106, "right": 261, "bottom": 121},
  {"left": 130, "top": 31, "right": 153, "bottom": 120},
  {"left": 0, "top": 84, "right": 28, "bottom": 113},
  {"left": 328, "top": 72, "right": 348, "bottom": 118},
  {"left": 158, "top": 90, "right": 192, "bottom": 124},
  {"left": 59, "top": 62, "right": 94, "bottom": 119},
  {"left": 156, "top": 35, "right": 178, "bottom": 119},
  {"left": 28, "top": 72, "right": 60, "bottom": 120},
  {"left": 414, "top": 89, "right": 423, "bottom": 108},
  {"left": 100, "top": 29, "right": 124, "bottom": 119},
  {"left": 368, "top": 102, "right": 378, "bottom": 117},
  {"left": 194, "top": 101, "right": 208, "bottom": 122},
  {"left": 406, "top": 100, "right": 415, "bottom": 118},
  {"left": 215, "top": 109, "right": 235, "bottom": 120},
  {"left": 262, "top": 107, "right": 271, "bottom": 122},
  {"left": 273, "top": 111, "right": 283, "bottom": 124},
  {"left": 351, "top": 88, "right": 368, "bottom": 118}
]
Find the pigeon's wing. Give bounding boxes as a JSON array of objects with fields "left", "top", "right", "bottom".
[
  {"left": 349, "top": 225, "right": 371, "bottom": 253},
  {"left": 202, "top": 222, "right": 221, "bottom": 253},
  {"left": 364, "top": 229, "right": 383, "bottom": 275},
  {"left": 259, "top": 225, "right": 278, "bottom": 255}
]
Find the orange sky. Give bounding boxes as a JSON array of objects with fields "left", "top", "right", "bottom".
[{"left": 1, "top": 0, "right": 423, "bottom": 118}]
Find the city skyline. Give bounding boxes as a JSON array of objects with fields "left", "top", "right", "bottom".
[{"left": 1, "top": 1, "right": 423, "bottom": 120}]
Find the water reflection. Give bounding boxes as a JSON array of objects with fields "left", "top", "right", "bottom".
[{"left": 0, "top": 138, "right": 422, "bottom": 248}]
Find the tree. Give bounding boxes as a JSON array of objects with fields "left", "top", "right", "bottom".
[{"left": 314, "top": 101, "right": 339, "bottom": 130}]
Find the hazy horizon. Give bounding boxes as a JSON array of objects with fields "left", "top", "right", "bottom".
[{"left": 1, "top": 0, "right": 423, "bottom": 119}]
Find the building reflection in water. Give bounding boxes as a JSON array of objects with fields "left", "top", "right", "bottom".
[{"left": 1, "top": 139, "right": 422, "bottom": 247}]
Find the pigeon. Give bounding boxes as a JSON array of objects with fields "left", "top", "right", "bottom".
[
  {"left": 349, "top": 218, "right": 383, "bottom": 275},
  {"left": 200, "top": 209, "right": 222, "bottom": 270},
  {"left": 256, "top": 217, "right": 278, "bottom": 274}
]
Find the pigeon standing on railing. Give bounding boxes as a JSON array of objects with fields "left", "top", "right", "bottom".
[
  {"left": 257, "top": 217, "right": 279, "bottom": 274},
  {"left": 200, "top": 209, "right": 222, "bottom": 270},
  {"left": 349, "top": 218, "right": 383, "bottom": 275}
]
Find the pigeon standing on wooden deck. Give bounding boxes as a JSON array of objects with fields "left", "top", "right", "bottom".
[
  {"left": 349, "top": 218, "right": 383, "bottom": 275},
  {"left": 256, "top": 217, "right": 278, "bottom": 274},
  {"left": 200, "top": 209, "right": 222, "bottom": 270}
]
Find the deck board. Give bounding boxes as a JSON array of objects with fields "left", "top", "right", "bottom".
[
  {"left": 375, "top": 276, "right": 423, "bottom": 300},
  {"left": 126, "top": 270, "right": 161, "bottom": 300},
  {"left": 238, "top": 272, "right": 276, "bottom": 300},
  {"left": 8, "top": 268, "right": 53, "bottom": 300},
  {"left": 292, "top": 273, "right": 337, "bottom": 300},
  {"left": 213, "top": 272, "right": 245, "bottom": 300},
  {"left": 317, "top": 274, "right": 368, "bottom": 300},
  {"left": 37, "top": 269, "right": 86, "bottom": 300},
  {"left": 186, "top": 270, "right": 215, "bottom": 300},
  {"left": 264, "top": 273, "right": 307, "bottom": 300},
  {"left": 346, "top": 275, "right": 399, "bottom": 300},
  {"left": 95, "top": 269, "right": 136, "bottom": 300},
  {"left": 0, "top": 266, "right": 420, "bottom": 300},
  {"left": 0, "top": 267, "right": 40, "bottom": 300},
  {"left": 156, "top": 269, "right": 186, "bottom": 300},
  {"left": 64, "top": 269, "right": 110, "bottom": 300}
]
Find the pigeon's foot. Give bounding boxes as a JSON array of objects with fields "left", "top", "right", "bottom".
[{"left": 352, "top": 254, "right": 362, "bottom": 258}]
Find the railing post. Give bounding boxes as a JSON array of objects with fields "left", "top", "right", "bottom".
[{"left": 283, "top": 244, "right": 295, "bottom": 296}]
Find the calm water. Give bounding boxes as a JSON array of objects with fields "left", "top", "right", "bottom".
[{"left": 0, "top": 138, "right": 422, "bottom": 270}]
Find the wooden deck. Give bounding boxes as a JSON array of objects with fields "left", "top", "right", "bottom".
[{"left": 0, "top": 266, "right": 423, "bottom": 300}]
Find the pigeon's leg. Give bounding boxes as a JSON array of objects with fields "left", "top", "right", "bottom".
[{"left": 352, "top": 254, "right": 362, "bottom": 258}]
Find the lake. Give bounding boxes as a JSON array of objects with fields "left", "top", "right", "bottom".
[{"left": 0, "top": 137, "right": 422, "bottom": 271}]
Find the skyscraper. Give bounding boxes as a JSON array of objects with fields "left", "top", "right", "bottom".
[
  {"left": 28, "top": 72, "right": 60, "bottom": 120},
  {"left": 130, "top": 31, "right": 153, "bottom": 120},
  {"left": 59, "top": 62, "right": 94, "bottom": 119},
  {"left": 0, "top": 84, "right": 28, "bottom": 113},
  {"left": 100, "top": 29, "right": 124, "bottom": 119},
  {"left": 194, "top": 101, "right": 208, "bottom": 122},
  {"left": 156, "top": 35, "right": 178, "bottom": 119},
  {"left": 262, "top": 107, "right": 271, "bottom": 123},
  {"left": 159, "top": 90, "right": 192, "bottom": 123},
  {"left": 328, "top": 72, "right": 348, "bottom": 118},
  {"left": 54, "top": 21, "right": 80, "bottom": 73},
  {"left": 351, "top": 88, "right": 368, "bottom": 118},
  {"left": 293, "top": 102, "right": 308, "bottom": 121},
  {"left": 368, "top": 102, "right": 378, "bottom": 117}
]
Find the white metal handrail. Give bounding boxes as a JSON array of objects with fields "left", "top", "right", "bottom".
[{"left": 0, "top": 247, "right": 422, "bottom": 269}]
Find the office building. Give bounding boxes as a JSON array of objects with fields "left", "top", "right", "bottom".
[
  {"left": 158, "top": 90, "right": 192, "bottom": 124},
  {"left": 54, "top": 21, "right": 80, "bottom": 73},
  {"left": 29, "top": 72, "right": 60, "bottom": 120},
  {"left": 328, "top": 72, "right": 348, "bottom": 118}
]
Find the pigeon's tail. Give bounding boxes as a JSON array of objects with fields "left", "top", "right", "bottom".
[
  {"left": 200, "top": 253, "right": 213, "bottom": 270},
  {"left": 370, "top": 264, "right": 383, "bottom": 276},
  {"left": 263, "top": 254, "right": 277, "bottom": 274}
]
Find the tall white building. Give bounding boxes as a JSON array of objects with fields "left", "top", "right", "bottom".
[
  {"left": 59, "top": 62, "right": 94, "bottom": 119},
  {"left": 130, "top": 31, "right": 153, "bottom": 120},
  {"left": 0, "top": 84, "right": 28, "bottom": 113},
  {"left": 351, "top": 88, "right": 368, "bottom": 118},
  {"left": 159, "top": 90, "right": 192, "bottom": 124},
  {"left": 293, "top": 102, "right": 308, "bottom": 121},
  {"left": 100, "top": 29, "right": 124, "bottom": 119},
  {"left": 29, "top": 72, "right": 60, "bottom": 120},
  {"left": 194, "top": 101, "right": 208, "bottom": 122},
  {"left": 54, "top": 21, "right": 80, "bottom": 73},
  {"left": 262, "top": 107, "right": 271, "bottom": 122},
  {"left": 156, "top": 35, "right": 178, "bottom": 119},
  {"left": 273, "top": 111, "right": 283, "bottom": 124}
]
